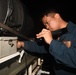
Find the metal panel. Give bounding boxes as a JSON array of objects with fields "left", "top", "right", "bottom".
[{"left": 0, "top": 37, "right": 17, "bottom": 58}]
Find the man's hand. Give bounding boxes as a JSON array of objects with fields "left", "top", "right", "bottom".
[
  {"left": 17, "top": 41, "right": 24, "bottom": 48},
  {"left": 36, "top": 28, "right": 53, "bottom": 44}
]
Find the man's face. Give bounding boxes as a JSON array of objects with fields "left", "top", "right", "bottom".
[{"left": 42, "top": 15, "right": 60, "bottom": 31}]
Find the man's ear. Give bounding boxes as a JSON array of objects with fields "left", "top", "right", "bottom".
[{"left": 54, "top": 13, "right": 60, "bottom": 19}]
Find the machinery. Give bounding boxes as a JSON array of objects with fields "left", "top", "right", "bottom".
[{"left": 0, "top": 0, "right": 50, "bottom": 75}]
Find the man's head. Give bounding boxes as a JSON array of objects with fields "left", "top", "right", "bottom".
[{"left": 41, "top": 9, "right": 67, "bottom": 31}]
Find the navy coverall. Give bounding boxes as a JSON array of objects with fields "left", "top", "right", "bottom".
[{"left": 24, "top": 21, "right": 76, "bottom": 75}]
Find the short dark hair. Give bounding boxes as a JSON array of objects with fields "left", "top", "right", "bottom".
[
  {"left": 40, "top": 8, "right": 63, "bottom": 17},
  {"left": 42, "top": 9, "right": 57, "bottom": 15}
]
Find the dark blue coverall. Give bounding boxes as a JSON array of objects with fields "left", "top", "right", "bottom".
[{"left": 24, "top": 21, "right": 76, "bottom": 75}]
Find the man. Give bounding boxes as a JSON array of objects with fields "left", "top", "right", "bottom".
[{"left": 17, "top": 9, "right": 76, "bottom": 75}]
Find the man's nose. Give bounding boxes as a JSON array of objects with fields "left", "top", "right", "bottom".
[{"left": 46, "top": 26, "right": 49, "bottom": 30}]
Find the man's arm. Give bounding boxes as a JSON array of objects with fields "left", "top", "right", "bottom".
[
  {"left": 17, "top": 41, "right": 48, "bottom": 53},
  {"left": 49, "top": 39, "right": 76, "bottom": 68}
]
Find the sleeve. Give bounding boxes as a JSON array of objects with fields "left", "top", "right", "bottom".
[
  {"left": 24, "top": 41, "right": 48, "bottom": 54},
  {"left": 49, "top": 39, "right": 76, "bottom": 68}
]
